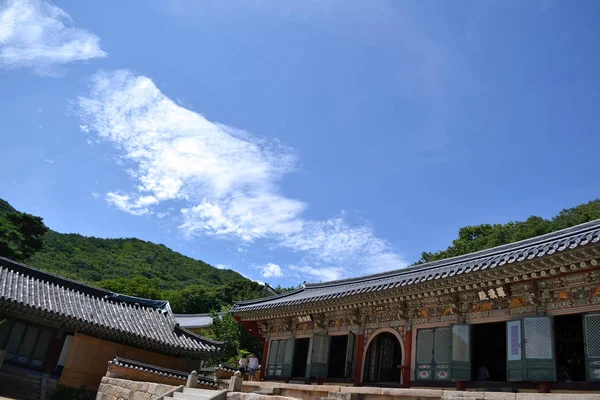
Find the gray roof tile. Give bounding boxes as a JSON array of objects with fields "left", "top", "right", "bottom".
[
  {"left": 0, "top": 257, "right": 222, "bottom": 356},
  {"left": 232, "top": 218, "right": 600, "bottom": 313}
]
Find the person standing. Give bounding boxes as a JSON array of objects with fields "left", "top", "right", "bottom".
[
  {"left": 248, "top": 353, "right": 259, "bottom": 381},
  {"left": 238, "top": 354, "right": 248, "bottom": 374}
]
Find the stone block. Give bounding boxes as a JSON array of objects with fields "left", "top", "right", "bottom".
[
  {"left": 517, "top": 395, "right": 600, "bottom": 400},
  {"left": 442, "top": 391, "right": 483, "bottom": 400},
  {"left": 133, "top": 391, "right": 152, "bottom": 400},
  {"left": 381, "top": 388, "right": 443, "bottom": 398},
  {"left": 229, "top": 375, "right": 243, "bottom": 392},
  {"left": 96, "top": 392, "right": 108, "bottom": 400},
  {"left": 154, "top": 384, "right": 166, "bottom": 396},
  {"left": 120, "top": 388, "right": 132, "bottom": 399},
  {"left": 483, "top": 393, "right": 516, "bottom": 400},
  {"left": 242, "top": 381, "right": 262, "bottom": 387},
  {"left": 340, "top": 386, "right": 382, "bottom": 395},
  {"left": 140, "top": 382, "right": 150, "bottom": 393}
]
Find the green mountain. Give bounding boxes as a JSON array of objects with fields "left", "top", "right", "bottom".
[
  {"left": 0, "top": 198, "right": 269, "bottom": 313},
  {"left": 29, "top": 231, "right": 246, "bottom": 289},
  {"left": 0, "top": 199, "right": 17, "bottom": 214},
  {"left": 2, "top": 197, "right": 600, "bottom": 311}
]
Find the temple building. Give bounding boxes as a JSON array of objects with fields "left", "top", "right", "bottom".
[
  {"left": 0, "top": 257, "right": 222, "bottom": 398},
  {"left": 231, "top": 219, "right": 600, "bottom": 391}
]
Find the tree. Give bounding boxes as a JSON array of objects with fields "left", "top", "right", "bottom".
[
  {"left": 417, "top": 199, "right": 600, "bottom": 264},
  {"left": 98, "top": 277, "right": 163, "bottom": 299},
  {"left": 209, "top": 312, "right": 262, "bottom": 363},
  {"left": 0, "top": 211, "right": 48, "bottom": 261},
  {"left": 217, "top": 280, "right": 265, "bottom": 305},
  {"left": 178, "top": 285, "right": 221, "bottom": 314}
]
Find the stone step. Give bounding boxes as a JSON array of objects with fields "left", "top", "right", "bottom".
[
  {"left": 326, "top": 392, "right": 359, "bottom": 400},
  {"left": 174, "top": 388, "right": 228, "bottom": 400},
  {"left": 174, "top": 392, "right": 213, "bottom": 400}
]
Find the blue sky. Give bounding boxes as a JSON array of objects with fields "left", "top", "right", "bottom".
[{"left": 1, "top": 0, "right": 599, "bottom": 287}]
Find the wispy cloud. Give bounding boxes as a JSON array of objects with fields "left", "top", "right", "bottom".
[
  {"left": 0, "top": 0, "right": 106, "bottom": 75},
  {"left": 259, "top": 263, "right": 283, "bottom": 278},
  {"left": 289, "top": 265, "right": 343, "bottom": 282},
  {"left": 45, "top": 159, "right": 54, "bottom": 164},
  {"left": 78, "top": 70, "right": 303, "bottom": 239},
  {"left": 282, "top": 215, "right": 406, "bottom": 275},
  {"left": 215, "top": 264, "right": 231, "bottom": 270},
  {"left": 77, "top": 70, "right": 406, "bottom": 280}
]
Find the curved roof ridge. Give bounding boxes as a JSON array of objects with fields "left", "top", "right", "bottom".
[
  {"left": 234, "top": 287, "right": 305, "bottom": 306},
  {"left": 231, "top": 217, "right": 600, "bottom": 313},
  {"left": 305, "top": 217, "right": 600, "bottom": 289}
]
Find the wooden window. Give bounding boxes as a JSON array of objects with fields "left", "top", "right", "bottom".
[{"left": 0, "top": 319, "right": 54, "bottom": 370}]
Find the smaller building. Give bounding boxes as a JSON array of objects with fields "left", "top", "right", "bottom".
[
  {"left": 0, "top": 256, "right": 222, "bottom": 398},
  {"left": 175, "top": 312, "right": 226, "bottom": 335}
]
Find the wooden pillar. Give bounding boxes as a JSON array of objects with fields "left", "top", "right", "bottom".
[
  {"left": 538, "top": 381, "right": 550, "bottom": 393},
  {"left": 353, "top": 333, "right": 365, "bottom": 386},
  {"left": 403, "top": 327, "right": 412, "bottom": 388},
  {"left": 44, "top": 336, "right": 65, "bottom": 374},
  {"left": 259, "top": 340, "right": 269, "bottom": 381}
]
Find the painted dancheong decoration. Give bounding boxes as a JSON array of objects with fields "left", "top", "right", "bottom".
[{"left": 231, "top": 219, "right": 600, "bottom": 388}]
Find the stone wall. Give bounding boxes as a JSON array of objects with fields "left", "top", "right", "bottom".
[
  {"left": 95, "top": 377, "right": 178, "bottom": 400},
  {"left": 223, "top": 381, "right": 600, "bottom": 400}
]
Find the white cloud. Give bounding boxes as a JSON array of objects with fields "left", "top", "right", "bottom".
[
  {"left": 260, "top": 263, "right": 283, "bottom": 278},
  {"left": 215, "top": 264, "right": 231, "bottom": 270},
  {"left": 78, "top": 69, "right": 406, "bottom": 281},
  {"left": 105, "top": 191, "right": 157, "bottom": 216},
  {"left": 79, "top": 124, "right": 90, "bottom": 133},
  {"left": 156, "top": 211, "right": 170, "bottom": 219},
  {"left": 45, "top": 159, "right": 54, "bottom": 164},
  {"left": 0, "top": 0, "right": 106, "bottom": 74},
  {"left": 289, "top": 265, "right": 343, "bottom": 282},
  {"left": 91, "top": 192, "right": 101, "bottom": 199},
  {"left": 78, "top": 70, "right": 304, "bottom": 240},
  {"left": 282, "top": 217, "right": 407, "bottom": 275}
]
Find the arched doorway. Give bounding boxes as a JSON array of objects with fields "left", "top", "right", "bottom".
[{"left": 363, "top": 331, "right": 403, "bottom": 383}]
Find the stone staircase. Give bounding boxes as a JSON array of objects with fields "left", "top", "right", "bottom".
[
  {"left": 321, "top": 392, "right": 360, "bottom": 400},
  {"left": 166, "top": 388, "right": 228, "bottom": 400}
]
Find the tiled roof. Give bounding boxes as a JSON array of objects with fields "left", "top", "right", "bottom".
[
  {"left": 232, "top": 219, "right": 600, "bottom": 313},
  {"left": 0, "top": 257, "right": 222, "bottom": 357},
  {"left": 174, "top": 312, "right": 225, "bottom": 329},
  {"left": 108, "top": 356, "right": 218, "bottom": 388}
]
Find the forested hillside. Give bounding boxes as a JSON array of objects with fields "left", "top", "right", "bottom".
[
  {"left": 0, "top": 198, "right": 272, "bottom": 314},
  {"left": 3, "top": 197, "right": 600, "bottom": 306},
  {"left": 29, "top": 231, "right": 245, "bottom": 288}
]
